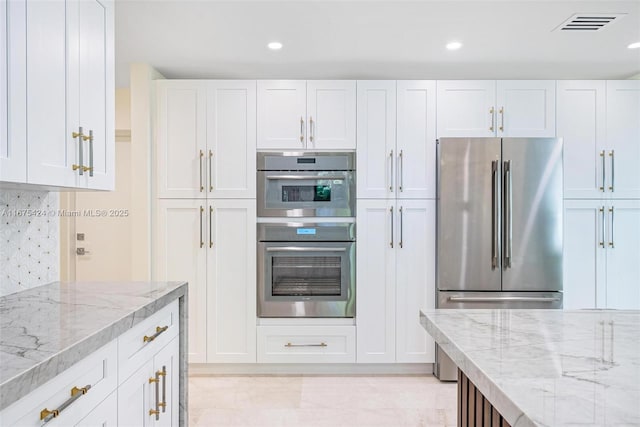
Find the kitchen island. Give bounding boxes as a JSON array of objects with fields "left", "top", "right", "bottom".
[
  {"left": 0, "top": 281, "right": 187, "bottom": 425},
  {"left": 420, "top": 309, "right": 640, "bottom": 426}
]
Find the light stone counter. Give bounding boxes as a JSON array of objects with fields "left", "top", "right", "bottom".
[
  {"left": 420, "top": 309, "right": 640, "bottom": 427},
  {"left": 0, "top": 281, "right": 188, "bottom": 415}
]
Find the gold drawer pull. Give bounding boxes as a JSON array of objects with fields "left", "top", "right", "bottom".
[
  {"left": 285, "top": 342, "right": 327, "bottom": 348},
  {"left": 143, "top": 325, "right": 169, "bottom": 343},
  {"left": 40, "top": 384, "right": 92, "bottom": 423}
]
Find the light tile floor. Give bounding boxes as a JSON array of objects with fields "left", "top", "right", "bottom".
[{"left": 188, "top": 375, "right": 457, "bottom": 427}]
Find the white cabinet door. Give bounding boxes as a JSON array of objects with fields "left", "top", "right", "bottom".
[
  {"left": 356, "top": 81, "right": 396, "bottom": 199},
  {"left": 557, "top": 81, "right": 607, "bottom": 199},
  {"left": 395, "top": 200, "right": 435, "bottom": 363},
  {"left": 605, "top": 200, "right": 640, "bottom": 309},
  {"left": 207, "top": 199, "right": 257, "bottom": 363},
  {"left": 25, "top": 0, "right": 76, "bottom": 187},
  {"left": 306, "top": 80, "right": 356, "bottom": 150},
  {"left": 397, "top": 81, "right": 437, "bottom": 199},
  {"left": 436, "top": 80, "right": 496, "bottom": 138},
  {"left": 117, "top": 360, "right": 155, "bottom": 427},
  {"left": 155, "top": 200, "right": 207, "bottom": 363},
  {"left": 356, "top": 200, "right": 396, "bottom": 363},
  {"left": 156, "top": 81, "right": 207, "bottom": 198},
  {"left": 75, "top": 391, "right": 117, "bottom": 427},
  {"left": 563, "top": 200, "right": 605, "bottom": 309},
  {"left": 207, "top": 81, "right": 256, "bottom": 198},
  {"left": 496, "top": 80, "right": 556, "bottom": 137},
  {"left": 76, "top": 0, "right": 114, "bottom": 190},
  {"left": 154, "top": 337, "right": 179, "bottom": 427},
  {"left": 606, "top": 81, "right": 640, "bottom": 199},
  {"left": 0, "top": 0, "right": 26, "bottom": 183},
  {"left": 257, "top": 80, "right": 306, "bottom": 149}
]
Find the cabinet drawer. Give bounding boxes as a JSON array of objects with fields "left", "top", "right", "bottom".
[
  {"left": 118, "top": 299, "right": 179, "bottom": 383},
  {"left": 0, "top": 340, "right": 117, "bottom": 427},
  {"left": 257, "top": 326, "right": 355, "bottom": 363}
]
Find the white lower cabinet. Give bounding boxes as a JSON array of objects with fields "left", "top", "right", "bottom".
[
  {"left": 0, "top": 340, "right": 118, "bottom": 427},
  {"left": 257, "top": 326, "right": 356, "bottom": 363},
  {"left": 564, "top": 200, "right": 640, "bottom": 309},
  {"left": 75, "top": 391, "right": 117, "bottom": 426},
  {"left": 156, "top": 199, "right": 257, "bottom": 364},
  {"left": 356, "top": 199, "right": 436, "bottom": 363},
  {"left": 118, "top": 336, "right": 179, "bottom": 427}
]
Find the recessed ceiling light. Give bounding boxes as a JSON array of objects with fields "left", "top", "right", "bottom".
[
  {"left": 267, "top": 42, "right": 283, "bottom": 50},
  {"left": 628, "top": 42, "right": 640, "bottom": 49},
  {"left": 446, "top": 41, "right": 463, "bottom": 51}
]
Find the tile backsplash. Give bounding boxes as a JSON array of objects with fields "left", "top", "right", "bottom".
[{"left": 0, "top": 190, "right": 59, "bottom": 296}]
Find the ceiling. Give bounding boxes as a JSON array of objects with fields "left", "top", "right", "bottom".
[{"left": 114, "top": 0, "right": 640, "bottom": 87}]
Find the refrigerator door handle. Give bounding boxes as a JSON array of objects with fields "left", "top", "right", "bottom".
[
  {"left": 491, "top": 160, "right": 499, "bottom": 269},
  {"left": 448, "top": 296, "right": 561, "bottom": 303},
  {"left": 503, "top": 160, "right": 512, "bottom": 269}
]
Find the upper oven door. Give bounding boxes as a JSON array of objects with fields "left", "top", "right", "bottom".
[{"left": 257, "top": 171, "right": 356, "bottom": 217}]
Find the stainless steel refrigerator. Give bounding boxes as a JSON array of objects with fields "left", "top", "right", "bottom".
[{"left": 435, "top": 137, "right": 563, "bottom": 381}]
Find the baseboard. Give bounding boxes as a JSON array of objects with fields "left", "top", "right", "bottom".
[{"left": 189, "top": 363, "right": 434, "bottom": 375}]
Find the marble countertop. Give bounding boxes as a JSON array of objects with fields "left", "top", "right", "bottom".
[
  {"left": 421, "top": 309, "right": 640, "bottom": 427},
  {"left": 0, "top": 281, "right": 187, "bottom": 411}
]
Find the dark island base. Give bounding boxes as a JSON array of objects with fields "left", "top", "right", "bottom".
[{"left": 458, "top": 369, "right": 511, "bottom": 427}]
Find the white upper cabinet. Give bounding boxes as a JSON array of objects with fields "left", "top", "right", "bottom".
[
  {"left": 558, "top": 80, "right": 640, "bottom": 200},
  {"left": 357, "top": 80, "right": 436, "bottom": 199},
  {"left": 0, "top": 0, "right": 26, "bottom": 183},
  {"left": 156, "top": 81, "right": 208, "bottom": 198},
  {"left": 606, "top": 80, "right": 640, "bottom": 199},
  {"left": 557, "top": 81, "right": 607, "bottom": 199},
  {"left": 207, "top": 81, "right": 257, "bottom": 198},
  {"left": 357, "top": 81, "right": 396, "bottom": 199},
  {"left": 437, "top": 80, "right": 556, "bottom": 138},
  {"left": 495, "top": 80, "right": 556, "bottom": 137},
  {"left": 25, "top": 0, "right": 76, "bottom": 187},
  {"left": 156, "top": 80, "right": 256, "bottom": 199},
  {"left": 6, "top": 0, "right": 114, "bottom": 189},
  {"left": 397, "top": 81, "right": 437, "bottom": 198},
  {"left": 257, "top": 80, "right": 356, "bottom": 150},
  {"left": 437, "top": 80, "right": 496, "bottom": 138}
]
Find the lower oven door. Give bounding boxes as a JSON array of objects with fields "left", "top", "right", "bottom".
[{"left": 258, "top": 241, "right": 355, "bottom": 317}]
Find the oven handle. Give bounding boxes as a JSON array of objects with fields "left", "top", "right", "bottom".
[
  {"left": 265, "top": 175, "right": 346, "bottom": 180},
  {"left": 265, "top": 247, "right": 347, "bottom": 252}
]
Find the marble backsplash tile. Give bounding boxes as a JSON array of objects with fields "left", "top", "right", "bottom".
[{"left": 0, "top": 189, "right": 59, "bottom": 296}]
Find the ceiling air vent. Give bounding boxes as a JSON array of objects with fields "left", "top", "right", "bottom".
[{"left": 555, "top": 13, "right": 626, "bottom": 31}]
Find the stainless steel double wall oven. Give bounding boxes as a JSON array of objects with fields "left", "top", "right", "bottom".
[{"left": 257, "top": 152, "right": 356, "bottom": 318}]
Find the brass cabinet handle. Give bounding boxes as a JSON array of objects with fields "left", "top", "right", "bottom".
[
  {"left": 88, "top": 130, "right": 94, "bottom": 177},
  {"left": 159, "top": 366, "right": 167, "bottom": 413},
  {"left": 209, "top": 205, "right": 213, "bottom": 248},
  {"left": 609, "top": 150, "right": 615, "bottom": 192},
  {"left": 599, "top": 207, "right": 605, "bottom": 248},
  {"left": 398, "top": 150, "right": 404, "bottom": 192},
  {"left": 389, "top": 150, "right": 394, "bottom": 192},
  {"left": 143, "top": 325, "right": 169, "bottom": 343},
  {"left": 609, "top": 207, "right": 615, "bottom": 248},
  {"left": 489, "top": 107, "right": 495, "bottom": 132},
  {"left": 399, "top": 206, "right": 404, "bottom": 249},
  {"left": 72, "top": 127, "right": 84, "bottom": 175},
  {"left": 599, "top": 150, "right": 606, "bottom": 192},
  {"left": 309, "top": 116, "right": 314, "bottom": 143},
  {"left": 199, "top": 150, "right": 204, "bottom": 192},
  {"left": 499, "top": 107, "right": 504, "bottom": 132},
  {"left": 389, "top": 206, "right": 394, "bottom": 248},
  {"left": 285, "top": 342, "right": 327, "bottom": 347},
  {"left": 149, "top": 371, "right": 160, "bottom": 420},
  {"left": 40, "top": 384, "right": 92, "bottom": 423},
  {"left": 209, "top": 150, "right": 213, "bottom": 192},
  {"left": 300, "top": 117, "right": 304, "bottom": 143},
  {"left": 199, "top": 206, "right": 204, "bottom": 248}
]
